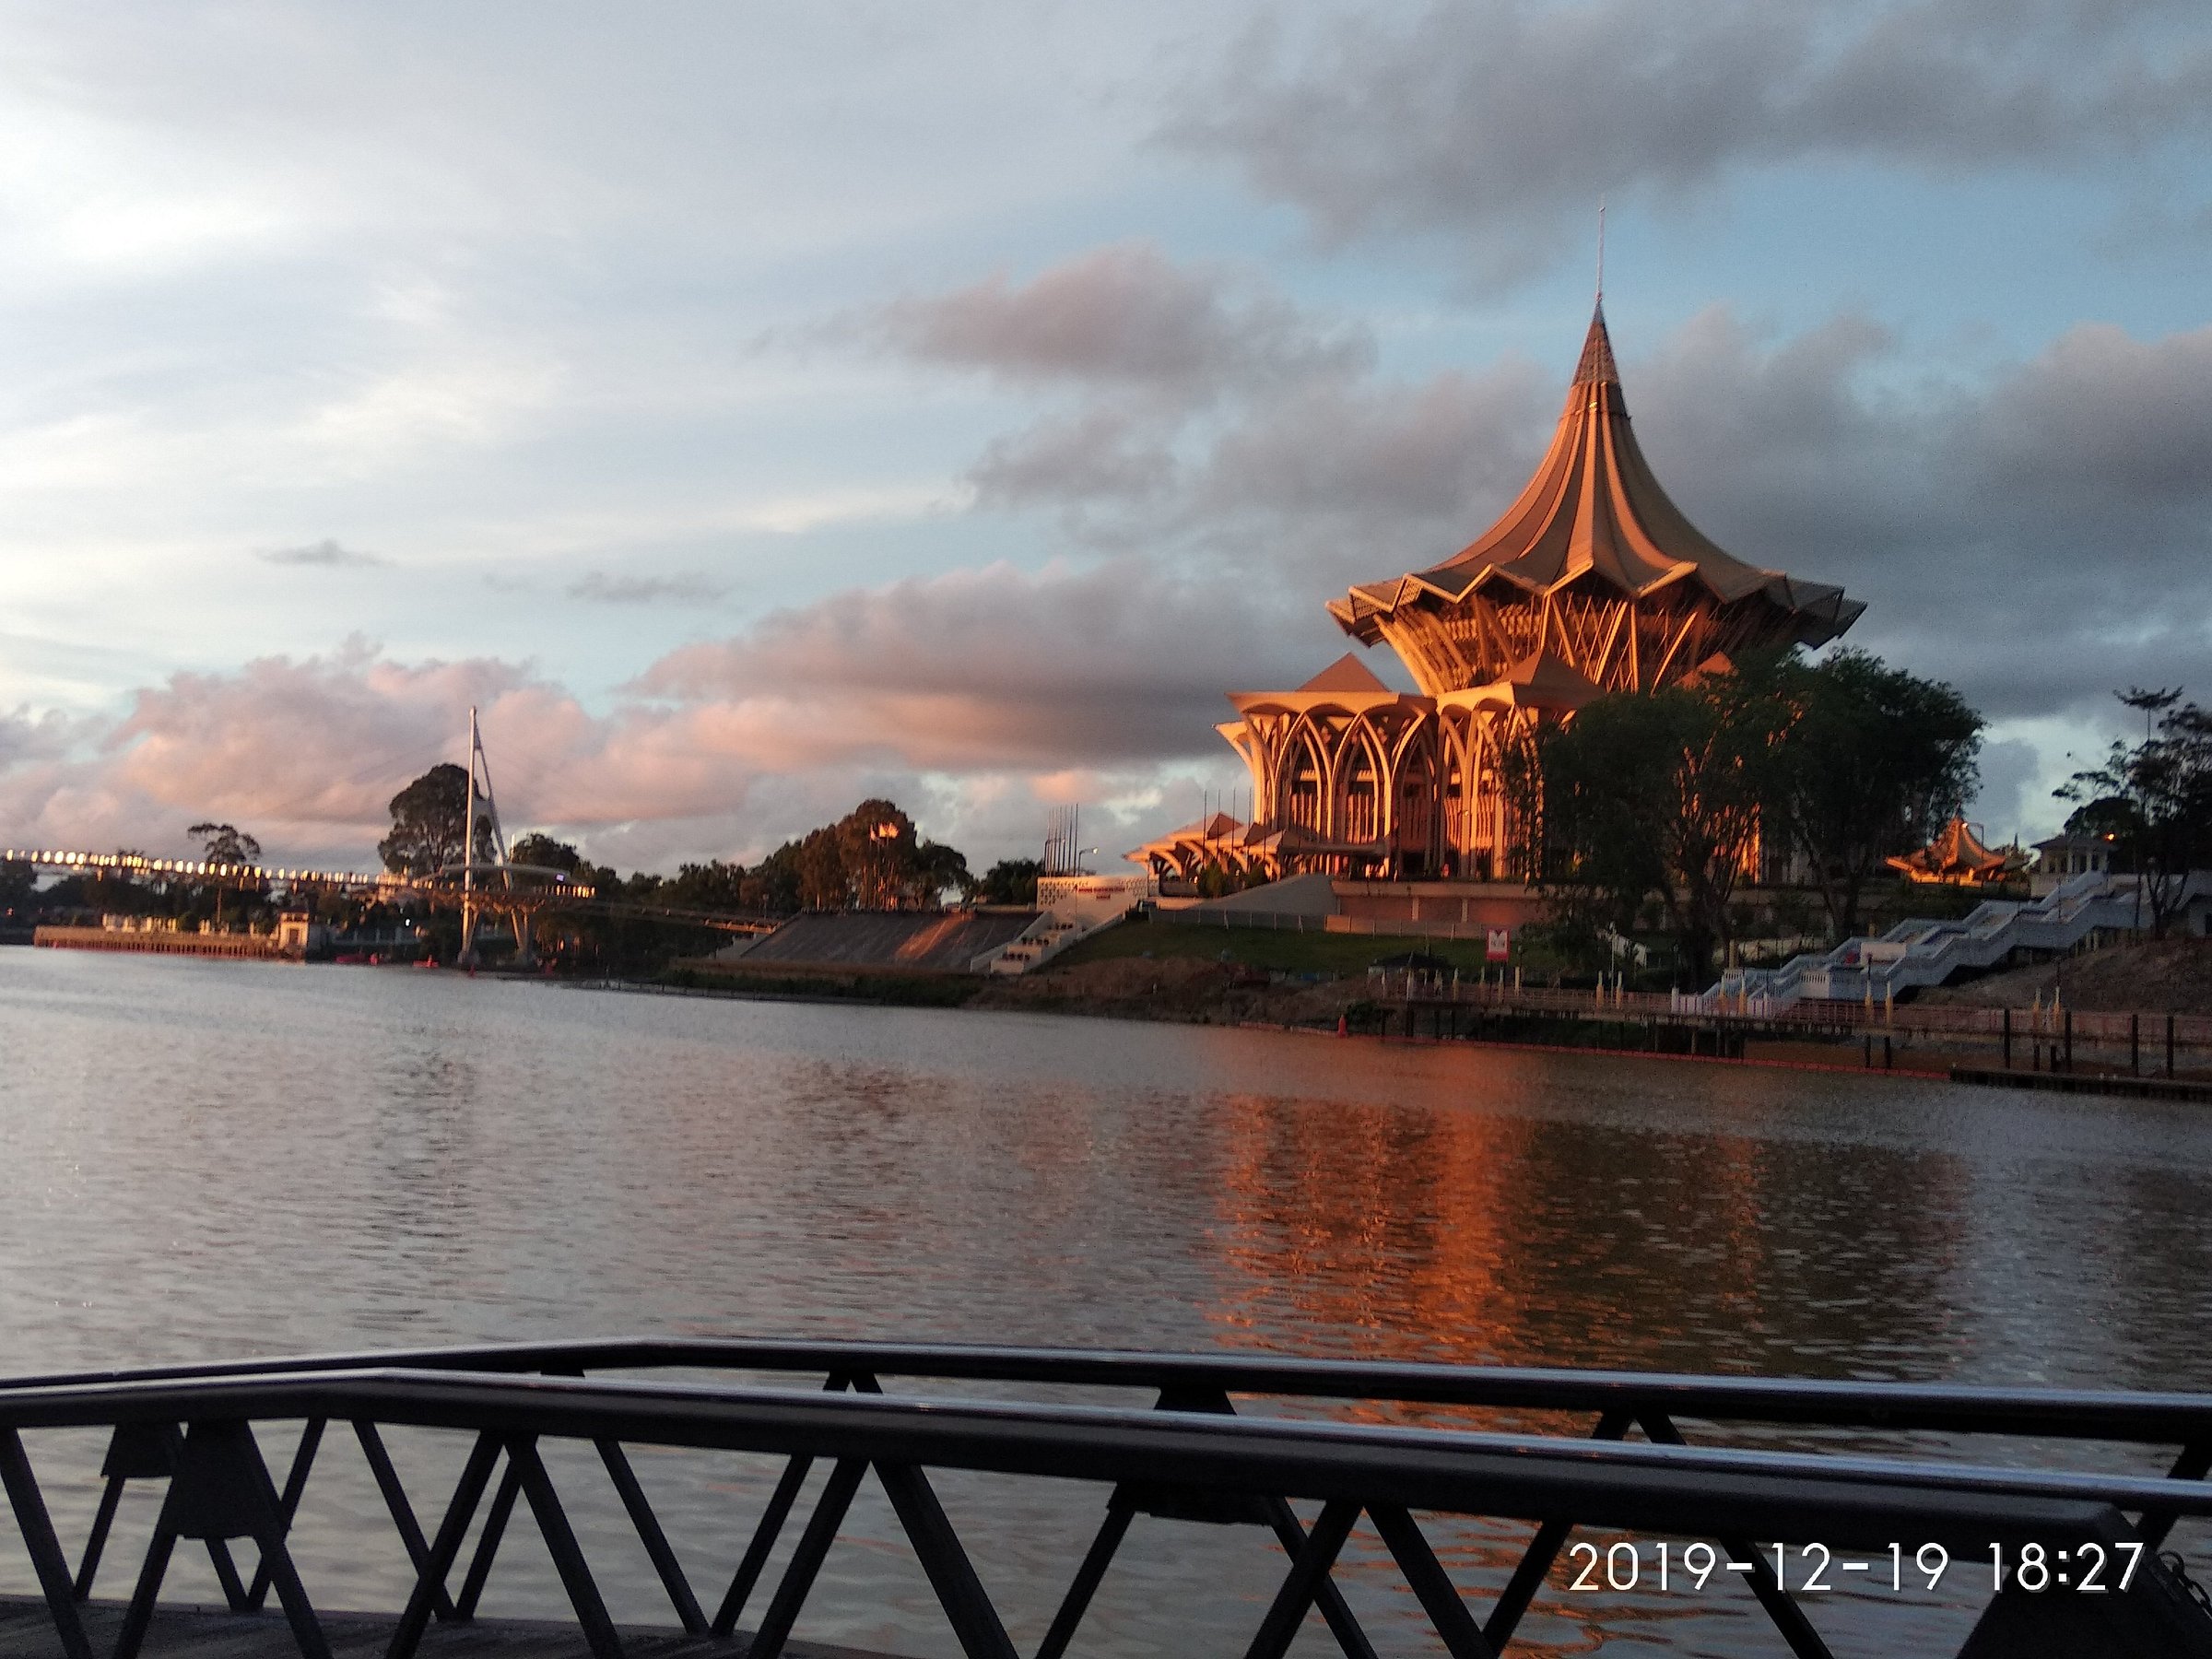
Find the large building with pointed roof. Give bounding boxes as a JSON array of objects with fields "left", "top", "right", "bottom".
[{"left": 1181, "top": 303, "right": 1864, "bottom": 883}]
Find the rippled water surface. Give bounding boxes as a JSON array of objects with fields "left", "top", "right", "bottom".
[{"left": 2, "top": 948, "right": 2209, "bottom": 1655}]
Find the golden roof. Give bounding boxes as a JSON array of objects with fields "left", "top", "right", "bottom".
[{"left": 1329, "top": 304, "right": 1864, "bottom": 642}]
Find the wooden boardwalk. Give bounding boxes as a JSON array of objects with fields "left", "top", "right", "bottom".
[{"left": 0, "top": 1599, "right": 897, "bottom": 1659}]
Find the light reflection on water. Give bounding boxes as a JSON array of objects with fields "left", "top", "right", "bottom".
[{"left": 2, "top": 948, "right": 2210, "bottom": 1655}]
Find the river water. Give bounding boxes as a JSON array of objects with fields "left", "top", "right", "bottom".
[{"left": 1, "top": 947, "right": 2207, "bottom": 1655}]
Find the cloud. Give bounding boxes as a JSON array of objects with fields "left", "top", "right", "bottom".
[
  {"left": 1171, "top": 0, "right": 2212, "bottom": 277},
  {"left": 870, "top": 241, "right": 1372, "bottom": 399},
  {"left": 633, "top": 557, "right": 1344, "bottom": 770},
  {"left": 258, "top": 538, "right": 387, "bottom": 568},
  {"left": 566, "top": 571, "right": 729, "bottom": 605}
]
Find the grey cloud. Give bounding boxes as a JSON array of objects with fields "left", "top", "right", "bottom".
[
  {"left": 1171, "top": 0, "right": 2212, "bottom": 277},
  {"left": 1193, "top": 364, "right": 1549, "bottom": 533},
  {"left": 567, "top": 571, "right": 729, "bottom": 605},
  {"left": 1622, "top": 312, "right": 2212, "bottom": 720},
  {"left": 873, "top": 241, "right": 1373, "bottom": 398},
  {"left": 633, "top": 557, "right": 1353, "bottom": 768},
  {"left": 259, "top": 539, "right": 387, "bottom": 568},
  {"left": 969, "top": 406, "right": 1182, "bottom": 509}
]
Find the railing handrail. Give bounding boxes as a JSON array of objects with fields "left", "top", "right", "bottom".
[
  {"left": 0, "top": 1364, "right": 2187, "bottom": 1543},
  {"left": 8, "top": 1336, "right": 2212, "bottom": 1441}
]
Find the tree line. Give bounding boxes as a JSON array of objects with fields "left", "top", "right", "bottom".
[{"left": 373, "top": 765, "right": 1042, "bottom": 916}]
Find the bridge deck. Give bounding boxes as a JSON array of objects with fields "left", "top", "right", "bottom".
[{"left": 0, "top": 1598, "right": 895, "bottom": 1659}]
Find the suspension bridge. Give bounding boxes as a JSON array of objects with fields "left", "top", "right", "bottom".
[{"left": 3, "top": 709, "right": 778, "bottom": 962}]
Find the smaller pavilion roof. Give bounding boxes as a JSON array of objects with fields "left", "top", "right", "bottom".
[
  {"left": 1298, "top": 653, "right": 1392, "bottom": 694},
  {"left": 1886, "top": 818, "right": 2029, "bottom": 885},
  {"left": 1441, "top": 652, "right": 1605, "bottom": 713}
]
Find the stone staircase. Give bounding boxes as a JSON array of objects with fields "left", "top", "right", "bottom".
[
  {"left": 971, "top": 909, "right": 1124, "bottom": 975},
  {"left": 1712, "top": 872, "right": 2189, "bottom": 1009}
]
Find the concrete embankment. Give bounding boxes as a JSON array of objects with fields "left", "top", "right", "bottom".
[{"left": 32, "top": 924, "right": 291, "bottom": 960}]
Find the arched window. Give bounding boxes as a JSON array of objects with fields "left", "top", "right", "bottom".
[
  {"left": 1284, "top": 737, "right": 1324, "bottom": 833},
  {"left": 1340, "top": 741, "right": 1380, "bottom": 843}
]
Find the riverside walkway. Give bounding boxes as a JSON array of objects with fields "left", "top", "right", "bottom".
[
  {"left": 5, "top": 1339, "right": 2212, "bottom": 1657},
  {"left": 1366, "top": 971, "right": 2212, "bottom": 1092}
]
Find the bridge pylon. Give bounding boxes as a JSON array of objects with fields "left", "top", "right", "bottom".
[{"left": 459, "top": 708, "right": 531, "bottom": 970}]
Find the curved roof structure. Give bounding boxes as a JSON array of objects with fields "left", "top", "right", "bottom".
[{"left": 1329, "top": 304, "right": 1864, "bottom": 648}]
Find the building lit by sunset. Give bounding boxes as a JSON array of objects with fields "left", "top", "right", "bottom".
[{"left": 1147, "top": 305, "right": 1865, "bottom": 885}]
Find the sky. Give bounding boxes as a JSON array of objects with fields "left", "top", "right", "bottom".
[{"left": 0, "top": 0, "right": 2206, "bottom": 874}]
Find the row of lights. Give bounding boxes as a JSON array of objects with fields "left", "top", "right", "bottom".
[
  {"left": 4, "top": 848, "right": 594, "bottom": 900},
  {"left": 3, "top": 849, "right": 382, "bottom": 884}
]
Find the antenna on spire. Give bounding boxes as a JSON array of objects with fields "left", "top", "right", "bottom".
[{"left": 1595, "top": 199, "right": 1606, "bottom": 304}]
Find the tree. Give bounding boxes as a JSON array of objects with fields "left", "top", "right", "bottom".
[
  {"left": 664, "top": 860, "right": 750, "bottom": 912},
  {"left": 907, "top": 841, "right": 973, "bottom": 908},
  {"left": 2057, "top": 688, "right": 2212, "bottom": 936},
  {"left": 741, "top": 841, "right": 806, "bottom": 914},
  {"left": 978, "top": 858, "right": 1041, "bottom": 906},
  {"left": 187, "top": 822, "right": 263, "bottom": 865},
  {"left": 186, "top": 822, "right": 265, "bottom": 929},
  {"left": 1530, "top": 671, "right": 1790, "bottom": 986},
  {"left": 0, "top": 858, "right": 33, "bottom": 918},
  {"left": 379, "top": 764, "right": 494, "bottom": 876},
  {"left": 1753, "top": 650, "right": 1984, "bottom": 937},
  {"left": 509, "top": 832, "right": 583, "bottom": 873},
  {"left": 835, "top": 798, "right": 914, "bottom": 909}
]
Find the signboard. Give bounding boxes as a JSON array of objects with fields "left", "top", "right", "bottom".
[{"left": 1486, "top": 927, "right": 1511, "bottom": 962}]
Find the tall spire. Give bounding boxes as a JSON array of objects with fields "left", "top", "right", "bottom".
[
  {"left": 1572, "top": 302, "right": 1619, "bottom": 387},
  {"left": 1595, "top": 199, "right": 1606, "bottom": 303}
]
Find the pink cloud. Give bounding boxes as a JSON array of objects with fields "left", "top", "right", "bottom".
[{"left": 0, "top": 558, "right": 1334, "bottom": 869}]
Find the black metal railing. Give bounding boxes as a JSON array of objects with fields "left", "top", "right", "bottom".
[{"left": 5, "top": 1340, "right": 2212, "bottom": 1658}]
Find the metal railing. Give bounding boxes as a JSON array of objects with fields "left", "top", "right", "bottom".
[{"left": 6, "top": 1339, "right": 2212, "bottom": 1658}]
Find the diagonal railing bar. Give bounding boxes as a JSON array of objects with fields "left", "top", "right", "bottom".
[
  {"left": 712, "top": 1370, "right": 856, "bottom": 1636},
  {"left": 596, "top": 1438, "right": 707, "bottom": 1632},
  {"left": 1264, "top": 1496, "right": 1381, "bottom": 1659},
  {"left": 1032, "top": 1493, "right": 1133, "bottom": 1659},
  {"left": 2139, "top": 1437, "right": 2212, "bottom": 1551},
  {"left": 1485, "top": 1406, "right": 1632, "bottom": 1649},
  {"left": 1243, "top": 1499, "right": 1362, "bottom": 1659},
  {"left": 68, "top": 1473, "right": 122, "bottom": 1601},
  {"left": 387, "top": 1430, "right": 500, "bottom": 1659},
  {"left": 1367, "top": 1502, "right": 1498, "bottom": 1659},
  {"left": 1637, "top": 1410, "right": 1833, "bottom": 1659},
  {"left": 506, "top": 1433, "right": 623, "bottom": 1659},
  {"left": 70, "top": 1421, "right": 175, "bottom": 1600},
  {"left": 233, "top": 1425, "right": 332, "bottom": 1659},
  {"left": 877, "top": 1460, "right": 1019, "bottom": 1659},
  {"left": 746, "top": 1455, "right": 867, "bottom": 1659},
  {"left": 0, "top": 1427, "right": 93, "bottom": 1659},
  {"left": 354, "top": 1421, "right": 459, "bottom": 1621},
  {"left": 246, "top": 1418, "right": 325, "bottom": 1610},
  {"left": 454, "top": 1447, "right": 522, "bottom": 1619}
]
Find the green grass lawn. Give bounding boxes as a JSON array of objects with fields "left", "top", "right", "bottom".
[{"left": 1050, "top": 913, "right": 1512, "bottom": 977}]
